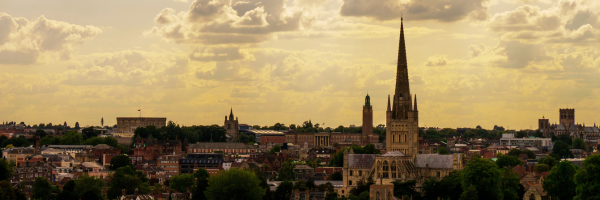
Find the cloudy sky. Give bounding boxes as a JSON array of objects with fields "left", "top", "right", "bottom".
[{"left": 0, "top": 0, "right": 599, "bottom": 130}]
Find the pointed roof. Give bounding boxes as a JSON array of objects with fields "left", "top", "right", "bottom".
[
  {"left": 387, "top": 95, "right": 391, "bottom": 111},
  {"left": 394, "top": 17, "right": 410, "bottom": 97},
  {"left": 229, "top": 107, "right": 234, "bottom": 120},
  {"left": 414, "top": 94, "right": 417, "bottom": 111}
]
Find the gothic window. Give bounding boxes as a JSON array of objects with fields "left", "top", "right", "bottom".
[
  {"left": 350, "top": 170, "right": 353, "bottom": 176},
  {"left": 349, "top": 180, "right": 353, "bottom": 185}
]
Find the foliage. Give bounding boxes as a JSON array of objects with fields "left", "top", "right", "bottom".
[
  {"left": 438, "top": 147, "right": 449, "bottom": 155},
  {"left": 83, "top": 137, "right": 119, "bottom": 148},
  {"left": 1, "top": 136, "right": 31, "bottom": 148},
  {"left": 574, "top": 154, "right": 600, "bottom": 200},
  {"left": 543, "top": 160, "right": 577, "bottom": 200},
  {"left": 269, "top": 145, "right": 281, "bottom": 154},
  {"left": 74, "top": 174, "right": 105, "bottom": 199},
  {"left": 277, "top": 159, "right": 295, "bottom": 181},
  {"left": 459, "top": 185, "right": 478, "bottom": 200},
  {"left": 317, "top": 182, "right": 334, "bottom": 192},
  {"left": 193, "top": 169, "right": 209, "bottom": 200},
  {"left": 0, "top": 180, "right": 17, "bottom": 200},
  {"left": 500, "top": 168, "right": 521, "bottom": 200},
  {"left": 461, "top": 157, "right": 503, "bottom": 200},
  {"left": 40, "top": 136, "right": 61, "bottom": 146},
  {"left": 534, "top": 164, "right": 550, "bottom": 173},
  {"left": 169, "top": 174, "right": 195, "bottom": 193},
  {"left": 292, "top": 180, "right": 307, "bottom": 191},
  {"left": 423, "top": 172, "right": 463, "bottom": 200},
  {"left": 106, "top": 166, "right": 151, "bottom": 199},
  {"left": 274, "top": 181, "right": 293, "bottom": 200},
  {"left": 205, "top": 169, "right": 265, "bottom": 200},
  {"left": 61, "top": 131, "right": 83, "bottom": 145},
  {"left": 572, "top": 138, "right": 586, "bottom": 151},
  {"left": 552, "top": 140, "right": 574, "bottom": 159},
  {"left": 81, "top": 190, "right": 102, "bottom": 200},
  {"left": 109, "top": 155, "right": 132, "bottom": 170},
  {"left": 538, "top": 156, "right": 559, "bottom": 169},
  {"left": 350, "top": 178, "right": 375, "bottom": 197},
  {"left": 495, "top": 154, "right": 523, "bottom": 168},
  {"left": 238, "top": 133, "right": 256, "bottom": 144},
  {"left": 392, "top": 180, "right": 419, "bottom": 199},
  {"left": 515, "top": 131, "right": 528, "bottom": 138},
  {"left": 506, "top": 148, "right": 535, "bottom": 159},
  {"left": 32, "top": 177, "right": 52, "bottom": 200},
  {"left": 329, "top": 144, "right": 381, "bottom": 167},
  {"left": 0, "top": 159, "right": 13, "bottom": 181},
  {"left": 324, "top": 192, "right": 339, "bottom": 200},
  {"left": 331, "top": 171, "right": 343, "bottom": 181},
  {"left": 58, "top": 180, "right": 78, "bottom": 200},
  {"left": 134, "top": 123, "right": 227, "bottom": 143},
  {"left": 82, "top": 127, "right": 99, "bottom": 139},
  {"left": 35, "top": 130, "right": 47, "bottom": 138},
  {"left": 554, "top": 134, "right": 573, "bottom": 146}
]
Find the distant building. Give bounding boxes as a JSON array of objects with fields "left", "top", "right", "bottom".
[
  {"left": 224, "top": 108, "right": 239, "bottom": 142},
  {"left": 500, "top": 133, "right": 553, "bottom": 150},
  {"left": 12, "top": 161, "right": 53, "bottom": 183},
  {"left": 131, "top": 135, "right": 188, "bottom": 163},
  {"left": 538, "top": 108, "right": 600, "bottom": 140},
  {"left": 240, "top": 129, "right": 286, "bottom": 144},
  {"left": 157, "top": 155, "right": 181, "bottom": 178},
  {"left": 187, "top": 142, "right": 256, "bottom": 155},
  {"left": 116, "top": 117, "right": 166, "bottom": 133},
  {"left": 179, "top": 153, "right": 224, "bottom": 175}
]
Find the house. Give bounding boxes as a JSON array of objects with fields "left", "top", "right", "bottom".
[
  {"left": 12, "top": 161, "right": 54, "bottom": 183},
  {"left": 294, "top": 165, "right": 315, "bottom": 180},
  {"left": 523, "top": 183, "right": 551, "bottom": 200}
]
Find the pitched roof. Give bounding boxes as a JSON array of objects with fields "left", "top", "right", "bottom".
[
  {"left": 348, "top": 154, "right": 376, "bottom": 168},
  {"left": 381, "top": 151, "right": 405, "bottom": 157},
  {"left": 414, "top": 154, "right": 457, "bottom": 169},
  {"left": 189, "top": 142, "right": 255, "bottom": 149},
  {"left": 534, "top": 184, "right": 547, "bottom": 196}
]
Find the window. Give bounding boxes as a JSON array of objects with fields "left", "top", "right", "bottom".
[
  {"left": 349, "top": 180, "right": 353, "bottom": 185},
  {"left": 350, "top": 170, "right": 353, "bottom": 176}
]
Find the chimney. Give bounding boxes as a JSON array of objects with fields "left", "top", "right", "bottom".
[
  {"left": 135, "top": 188, "right": 139, "bottom": 195},
  {"left": 157, "top": 188, "right": 162, "bottom": 198},
  {"left": 35, "top": 136, "right": 40, "bottom": 152},
  {"left": 122, "top": 189, "right": 126, "bottom": 196}
]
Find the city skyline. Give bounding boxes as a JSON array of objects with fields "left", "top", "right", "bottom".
[{"left": 1, "top": 0, "right": 599, "bottom": 130}]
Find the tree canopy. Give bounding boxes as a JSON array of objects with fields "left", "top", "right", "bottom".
[
  {"left": 552, "top": 140, "right": 574, "bottom": 159},
  {"left": 109, "top": 155, "right": 132, "bottom": 170},
  {"left": 329, "top": 144, "right": 381, "bottom": 167},
  {"left": 205, "top": 169, "right": 265, "bottom": 200},
  {"left": 461, "top": 157, "right": 503, "bottom": 200},
  {"left": 574, "top": 154, "right": 600, "bottom": 200},
  {"left": 544, "top": 160, "right": 577, "bottom": 200}
]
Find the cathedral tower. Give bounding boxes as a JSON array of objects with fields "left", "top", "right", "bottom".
[
  {"left": 386, "top": 18, "right": 419, "bottom": 156},
  {"left": 362, "top": 94, "right": 373, "bottom": 144},
  {"left": 224, "top": 108, "right": 239, "bottom": 142}
]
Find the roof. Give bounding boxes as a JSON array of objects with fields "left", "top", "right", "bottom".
[
  {"left": 348, "top": 154, "right": 376, "bottom": 168},
  {"left": 93, "top": 144, "right": 114, "bottom": 149},
  {"left": 557, "top": 125, "right": 566, "bottom": 130},
  {"left": 569, "top": 125, "right": 579, "bottom": 131},
  {"left": 294, "top": 165, "right": 313, "bottom": 170},
  {"left": 534, "top": 184, "right": 547, "bottom": 196},
  {"left": 381, "top": 151, "right": 405, "bottom": 157},
  {"left": 585, "top": 127, "right": 600, "bottom": 133},
  {"left": 414, "top": 154, "right": 457, "bottom": 169},
  {"left": 242, "top": 130, "right": 285, "bottom": 135},
  {"left": 81, "top": 162, "right": 105, "bottom": 169},
  {"left": 189, "top": 142, "right": 255, "bottom": 149}
]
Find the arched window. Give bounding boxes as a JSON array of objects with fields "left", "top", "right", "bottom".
[
  {"left": 349, "top": 180, "right": 353, "bottom": 186},
  {"left": 529, "top": 193, "right": 535, "bottom": 200}
]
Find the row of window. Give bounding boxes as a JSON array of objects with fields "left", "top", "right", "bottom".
[{"left": 189, "top": 149, "right": 254, "bottom": 153}]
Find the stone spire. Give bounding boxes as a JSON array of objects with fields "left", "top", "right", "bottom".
[
  {"left": 394, "top": 17, "right": 410, "bottom": 97},
  {"left": 414, "top": 94, "right": 417, "bottom": 111},
  {"left": 387, "top": 95, "right": 391, "bottom": 111},
  {"left": 229, "top": 107, "right": 234, "bottom": 120}
]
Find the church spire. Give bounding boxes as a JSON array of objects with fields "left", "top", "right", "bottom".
[
  {"left": 387, "top": 95, "right": 391, "bottom": 111},
  {"left": 229, "top": 107, "right": 234, "bottom": 120},
  {"left": 394, "top": 17, "right": 410, "bottom": 97},
  {"left": 414, "top": 94, "right": 417, "bottom": 111}
]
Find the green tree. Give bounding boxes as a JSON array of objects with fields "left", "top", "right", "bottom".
[
  {"left": 552, "top": 140, "right": 574, "bottom": 159},
  {"left": 61, "top": 131, "right": 83, "bottom": 145},
  {"left": 534, "top": 164, "right": 550, "bottom": 173},
  {"left": 0, "top": 180, "right": 17, "bottom": 200},
  {"left": 192, "top": 169, "right": 209, "bottom": 200},
  {"left": 35, "top": 130, "right": 47, "bottom": 138},
  {"left": 460, "top": 185, "right": 478, "bottom": 200},
  {"left": 106, "top": 166, "right": 150, "bottom": 199},
  {"left": 80, "top": 190, "right": 102, "bottom": 200},
  {"left": 392, "top": 180, "right": 418, "bottom": 199},
  {"left": 538, "top": 156, "right": 559, "bottom": 169},
  {"left": 438, "top": 147, "right": 449, "bottom": 155},
  {"left": 109, "top": 155, "right": 132, "bottom": 170},
  {"left": 330, "top": 171, "right": 343, "bottom": 181},
  {"left": 350, "top": 178, "right": 375, "bottom": 197},
  {"left": 269, "top": 145, "right": 281, "bottom": 154},
  {"left": 0, "top": 159, "right": 13, "bottom": 181},
  {"left": 574, "top": 154, "right": 600, "bottom": 200},
  {"left": 277, "top": 159, "right": 295, "bottom": 181},
  {"left": 324, "top": 192, "right": 339, "bottom": 200},
  {"left": 545, "top": 160, "right": 577, "bottom": 200},
  {"left": 572, "top": 138, "right": 586, "bottom": 151},
  {"left": 495, "top": 154, "right": 523, "bottom": 168},
  {"left": 500, "top": 168, "right": 520, "bottom": 200},
  {"left": 40, "top": 136, "right": 61, "bottom": 145},
  {"left": 329, "top": 145, "right": 381, "bottom": 167},
  {"left": 32, "top": 177, "right": 52, "bottom": 200},
  {"left": 81, "top": 127, "right": 99, "bottom": 139},
  {"left": 205, "top": 169, "right": 265, "bottom": 200},
  {"left": 515, "top": 131, "right": 528, "bottom": 138},
  {"left": 169, "top": 174, "right": 194, "bottom": 193},
  {"left": 461, "top": 157, "right": 503, "bottom": 200},
  {"left": 74, "top": 174, "right": 104, "bottom": 199},
  {"left": 274, "top": 181, "right": 293, "bottom": 200},
  {"left": 58, "top": 180, "right": 78, "bottom": 200}
]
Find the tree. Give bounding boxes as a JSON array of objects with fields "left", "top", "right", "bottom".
[
  {"left": 329, "top": 145, "right": 381, "bottom": 167},
  {"left": 572, "top": 138, "right": 586, "bottom": 151},
  {"left": 0, "top": 159, "right": 13, "bottom": 181},
  {"left": 538, "top": 156, "right": 558, "bottom": 169},
  {"left": 35, "top": 130, "right": 47, "bottom": 138},
  {"left": 438, "top": 147, "right": 449, "bottom": 155},
  {"left": 58, "top": 180, "right": 78, "bottom": 200},
  {"left": 500, "top": 168, "right": 520, "bottom": 200},
  {"left": 292, "top": 180, "right": 308, "bottom": 191},
  {"left": 106, "top": 166, "right": 151, "bottom": 199},
  {"left": 392, "top": 180, "right": 418, "bottom": 199},
  {"left": 460, "top": 185, "right": 478, "bottom": 200},
  {"left": 269, "top": 145, "right": 281, "bottom": 154},
  {"left": 552, "top": 140, "right": 574, "bottom": 159},
  {"left": 534, "top": 164, "right": 550, "bottom": 173},
  {"left": 81, "top": 190, "right": 102, "bottom": 200},
  {"left": 40, "top": 136, "right": 61, "bottom": 145},
  {"left": 324, "top": 192, "right": 339, "bottom": 200},
  {"left": 0, "top": 180, "right": 17, "bottom": 200},
  {"left": 205, "top": 169, "right": 265, "bottom": 200},
  {"left": 74, "top": 174, "right": 105, "bottom": 199},
  {"left": 461, "top": 157, "right": 503, "bottom": 200},
  {"left": 554, "top": 134, "right": 572, "bottom": 146},
  {"left": 350, "top": 178, "right": 375, "bottom": 197},
  {"left": 330, "top": 171, "right": 343, "bottom": 181},
  {"left": 169, "top": 174, "right": 194, "bottom": 193},
  {"left": 574, "top": 154, "right": 600, "bottom": 200},
  {"left": 61, "top": 131, "right": 83, "bottom": 145},
  {"left": 274, "top": 181, "right": 293, "bottom": 200},
  {"left": 545, "top": 160, "right": 577, "bottom": 200},
  {"left": 32, "top": 177, "right": 52, "bottom": 200},
  {"left": 277, "top": 159, "right": 295, "bottom": 181},
  {"left": 317, "top": 182, "right": 334, "bottom": 192},
  {"left": 515, "top": 131, "right": 528, "bottom": 138},
  {"left": 110, "top": 155, "right": 132, "bottom": 170},
  {"left": 495, "top": 154, "right": 523, "bottom": 168}
]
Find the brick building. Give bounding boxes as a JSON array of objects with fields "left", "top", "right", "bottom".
[
  {"left": 157, "top": 155, "right": 181, "bottom": 178},
  {"left": 187, "top": 142, "right": 256, "bottom": 155},
  {"left": 12, "top": 161, "right": 54, "bottom": 183},
  {"left": 179, "top": 153, "right": 224, "bottom": 175},
  {"left": 131, "top": 135, "right": 188, "bottom": 163}
]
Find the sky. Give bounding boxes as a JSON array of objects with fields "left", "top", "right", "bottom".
[{"left": 0, "top": 0, "right": 599, "bottom": 130}]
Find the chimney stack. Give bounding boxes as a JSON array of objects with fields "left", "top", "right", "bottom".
[
  {"left": 135, "top": 188, "right": 139, "bottom": 195},
  {"left": 122, "top": 189, "right": 126, "bottom": 196}
]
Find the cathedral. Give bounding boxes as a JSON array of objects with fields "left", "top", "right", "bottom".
[
  {"left": 338, "top": 18, "right": 463, "bottom": 198},
  {"left": 538, "top": 108, "right": 600, "bottom": 140}
]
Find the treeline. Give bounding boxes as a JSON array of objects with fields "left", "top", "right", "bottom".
[
  {"left": 37, "top": 131, "right": 129, "bottom": 153},
  {"left": 132, "top": 121, "right": 227, "bottom": 143},
  {"left": 420, "top": 127, "right": 544, "bottom": 140}
]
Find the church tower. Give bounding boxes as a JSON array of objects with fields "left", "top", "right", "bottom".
[
  {"left": 224, "top": 108, "right": 239, "bottom": 143},
  {"left": 386, "top": 18, "right": 419, "bottom": 156},
  {"left": 362, "top": 94, "right": 373, "bottom": 144}
]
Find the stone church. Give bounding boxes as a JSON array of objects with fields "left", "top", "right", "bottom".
[
  {"left": 538, "top": 108, "right": 600, "bottom": 140},
  {"left": 225, "top": 108, "right": 239, "bottom": 142},
  {"left": 338, "top": 18, "right": 463, "bottom": 198}
]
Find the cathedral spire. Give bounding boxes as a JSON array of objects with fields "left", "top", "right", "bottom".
[
  {"left": 394, "top": 17, "right": 410, "bottom": 97},
  {"left": 387, "top": 95, "right": 391, "bottom": 111},
  {"left": 229, "top": 107, "right": 234, "bottom": 120},
  {"left": 414, "top": 94, "right": 417, "bottom": 111}
]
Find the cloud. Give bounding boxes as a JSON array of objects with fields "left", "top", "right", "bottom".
[
  {"left": 339, "top": 0, "right": 490, "bottom": 22},
  {"left": 488, "top": 0, "right": 600, "bottom": 44},
  {"left": 147, "top": 0, "right": 309, "bottom": 45},
  {"left": 425, "top": 55, "right": 448, "bottom": 66},
  {"left": 0, "top": 13, "right": 101, "bottom": 64},
  {"left": 189, "top": 46, "right": 245, "bottom": 62}
]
